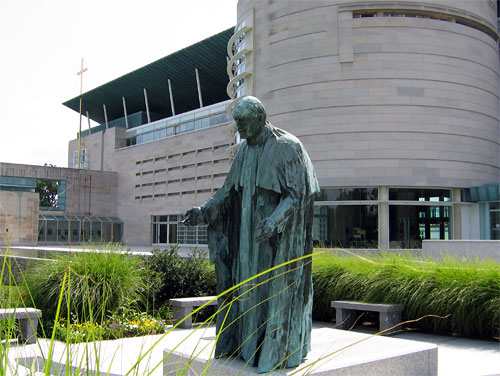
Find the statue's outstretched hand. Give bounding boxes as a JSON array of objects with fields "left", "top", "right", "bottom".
[
  {"left": 182, "top": 207, "right": 204, "bottom": 226},
  {"left": 255, "top": 217, "right": 276, "bottom": 242}
]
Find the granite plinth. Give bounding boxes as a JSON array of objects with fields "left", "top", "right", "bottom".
[{"left": 163, "top": 324, "right": 437, "bottom": 375}]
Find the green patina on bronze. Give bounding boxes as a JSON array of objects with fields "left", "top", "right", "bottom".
[{"left": 184, "top": 96, "right": 319, "bottom": 373}]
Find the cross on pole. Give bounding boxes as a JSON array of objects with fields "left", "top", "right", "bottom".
[{"left": 77, "top": 58, "right": 88, "bottom": 169}]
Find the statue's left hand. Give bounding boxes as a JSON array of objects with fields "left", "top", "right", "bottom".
[
  {"left": 255, "top": 217, "right": 276, "bottom": 242},
  {"left": 182, "top": 207, "right": 204, "bottom": 226}
]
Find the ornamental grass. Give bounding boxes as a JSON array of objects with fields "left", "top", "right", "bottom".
[{"left": 312, "top": 250, "right": 500, "bottom": 340}]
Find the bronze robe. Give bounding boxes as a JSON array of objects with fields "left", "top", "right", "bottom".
[{"left": 202, "top": 122, "right": 319, "bottom": 373}]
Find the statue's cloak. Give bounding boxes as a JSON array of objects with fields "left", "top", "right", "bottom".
[{"left": 204, "top": 123, "right": 319, "bottom": 373}]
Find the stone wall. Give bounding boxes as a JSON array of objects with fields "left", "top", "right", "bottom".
[
  {"left": 0, "top": 191, "right": 38, "bottom": 245},
  {"left": 422, "top": 240, "right": 500, "bottom": 261},
  {"left": 68, "top": 121, "right": 234, "bottom": 246},
  {"left": 238, "top": 0, "right": 499, "bottom": 189},
  {"left": 0, "top": 162, "right": 119, "bottom": 218}
]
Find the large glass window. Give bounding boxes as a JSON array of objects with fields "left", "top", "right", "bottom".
[
  {"left": 72, "top": 148, "right": 88, "bottom": 169},
  {"left": 152, "top": 214, "right": 207, "bottom": 245},
  {"left": 389, "top": 188, "right": 451, "bottom": 248},
  {"left": 313, "top": 205, "right": 378, "bottom": 248},
  {"left": 36, "top": 179, "right": 66, "bottom": 211},
  {"left": 126, "top": 102, "right": 231, "bottom": 147},
  {"left": 313, "top": 188, "right": 378, "bottom": 248},
  {"left": 490, "top": 202, "right": 500, "bottom": 240},
  {"left": 389, "top": 205, "right": 450, "bottom": 248},
  {"left": 37, "top": 215, "right": 122, "bottom": 244}
]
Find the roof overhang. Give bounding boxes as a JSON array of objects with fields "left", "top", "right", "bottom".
[{"left": 63, "top": 27, "right": 234, "bottom": 125}]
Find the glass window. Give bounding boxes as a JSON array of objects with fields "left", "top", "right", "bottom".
[
  {"left": 313, "top": 205, "right": 378, "bottom": 248},
  {"left": 180, "top": 113, "right": 194, "bottom": 122},
  {"left": 196, "top": 109, "right": 210, "bottom": 118},
  {"left": 209, "top": 115, "right": 218, "bottom": 126},
  {"left": 57, "top": 218, "right": 68, "bottom": 242},
  {"left": 490, "top": 202, "right": 500, "bottom": 240},
  {"left": 169, "top": 223, "right": 178, "bottom": 243},
  {"left": 152, "top": 214, "right": 206, "bottom": 245},
  {"left": 216, "top": 113, "right": 228, "bottom": 124},
  {"left": 69, "top": 220, "right": 80, "bottom": 242},
  {"left": 315, "top": 188, "right": 378, "bottom": 201},
  {"left": 38, "top": 220, "right": 46, "bottom": 242},
  {"left": 201, "top": 117, "right": 210, "bottom": 128},
  {"left": 159, "top": 224, "right": 168, "bottom": 244},
  {"left": 389, "top": 205, "right": 451, "bottom": 248},
  {"left": 157, "top": 129, "right": 166, "bottom": 139},
  {"left": 389, "top": 188, "right": 451, "bottom": 202},
  {"left": 197, "top": 225, "right": 207, "bottom": 244}
]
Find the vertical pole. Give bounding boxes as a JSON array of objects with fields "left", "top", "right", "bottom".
[
  {"left": 76, "top": 58, "right": 88, "bottom": 169},
  {"left": 103, "top": 104, "right": 109, "bottom": 129},
  {"left": 168, "top": 79, "right": 176, "bottom": 116},
  {"left": 143, "top": 88, "right": 151, "bottom": 123},
  {"left": 195, "top": 68, "right": 203, "bottom": 108},
  {"left": 78, "top": 97, "right": 83, "bottom": 169},
  {"left": 122, "top": 97, "right": 129, "bottom": 129}
]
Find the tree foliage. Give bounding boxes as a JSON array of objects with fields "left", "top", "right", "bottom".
[{"left": 35, "top": 179, "right": 58, "bottom": 207}]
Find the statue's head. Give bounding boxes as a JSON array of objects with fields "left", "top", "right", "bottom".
[{"left": 232, "top": 96, "right": 267, "bottom": 142}]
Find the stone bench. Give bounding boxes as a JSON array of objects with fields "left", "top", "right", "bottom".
[
  {"left": 331, "top": 301, "right": 404, "bottom": 334},
  {"left": 169, "top": 296, "right": 218, "bottom": 329},
  {"left": 0, "top": 308, "right": 42, "bottom": 344}
]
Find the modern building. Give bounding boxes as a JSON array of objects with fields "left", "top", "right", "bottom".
[
  {"left": 62, "top": 28, "right": 236, "bottom": 246},
  {"left": 229, "top": 0, "right": 500, "bottom": 250},
  {"left": 0, "top": 163, "right": 121, "bottom": 245},
  {"left": 1, "top": 1, "right": 499, "bottom": 253}
]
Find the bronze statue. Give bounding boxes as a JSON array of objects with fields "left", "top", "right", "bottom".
[{"left": 184, "top": 96, "right": 319, "bottom": 373}]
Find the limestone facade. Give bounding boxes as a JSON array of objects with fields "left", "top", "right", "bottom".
[{"left": 231, "top": 0, "right": 500, "bottom": 249}]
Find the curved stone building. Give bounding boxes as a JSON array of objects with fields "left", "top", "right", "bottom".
[{"left": 229, "top": 0, "right": 500, "bottom": 249}]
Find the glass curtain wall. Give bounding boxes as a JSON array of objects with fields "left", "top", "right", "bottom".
[
  {"left": 313, "top": 188, "right": 378, "bottom": 248},
  {"left": 489, "top": 202, "right": 500, "bottom": 240},
  {"left": 38, "top": 215, "right": 122, "bottom": 244},
  {"left": 389, "top": 188, "right": 452, "bottom": 248}
]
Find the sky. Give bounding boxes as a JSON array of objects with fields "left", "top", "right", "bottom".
[{"left": 0, "top": 0, "right": 238, "bottom": 167}]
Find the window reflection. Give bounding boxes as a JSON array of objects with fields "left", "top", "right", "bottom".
[
  {"left": 389, "top": 188, "right": 450, "bottom": 201},
  {"left": 389, "top": 205, "right": 450, "bottom": 248},
  {"left": 315, "top": 188, "right": 378, "bottom": 201},
  {"left": 313, "top": 205, "right": 378, "bottom": 248},
  {"left": 126, "top": 108, "right": 230, "bottom": 146}
]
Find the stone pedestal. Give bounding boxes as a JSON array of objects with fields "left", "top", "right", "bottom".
[{"left": 163, "top": 324, "right": 437, "bottom": 375}]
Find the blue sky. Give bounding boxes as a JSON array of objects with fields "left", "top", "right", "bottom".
[{"left": 0, "top": 0, "right": 237, "bottom": 167}]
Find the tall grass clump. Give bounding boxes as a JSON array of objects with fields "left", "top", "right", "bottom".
[
  {"left": 25, "top": 247, "right": 146, "bottom": 328},
  {"left": 312, "top": 251, "right": 500, "bottom": 340}
]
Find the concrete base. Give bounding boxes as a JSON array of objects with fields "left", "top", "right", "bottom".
[{"left": 163, "top": 324, "right": 437, "bottom": 375}]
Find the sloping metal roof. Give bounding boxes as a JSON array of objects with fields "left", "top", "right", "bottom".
[{"left": 63, "top": 27, "right": 233, "bottom": 125}]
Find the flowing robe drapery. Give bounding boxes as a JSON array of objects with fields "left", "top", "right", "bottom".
[{"left": 201, "top": 123, "right": 319, "bottom": 373}]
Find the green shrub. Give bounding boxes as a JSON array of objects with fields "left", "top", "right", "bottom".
[
  {"left": 25, "top": 248, "right": 146, "bottom": 327},
  {"left": 312, "top": 251, "right": 500, "bottom": 340},
  {"left": 143, "top": 245, "right": 216, "bottom": 313}
]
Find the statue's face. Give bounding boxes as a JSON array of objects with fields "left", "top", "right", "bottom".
[
  {"left": 234, "top": 114, "right": 262, "bottom": 141},
  {"left": 233, "top": 103, "right": 265, "bottom": 142}
]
